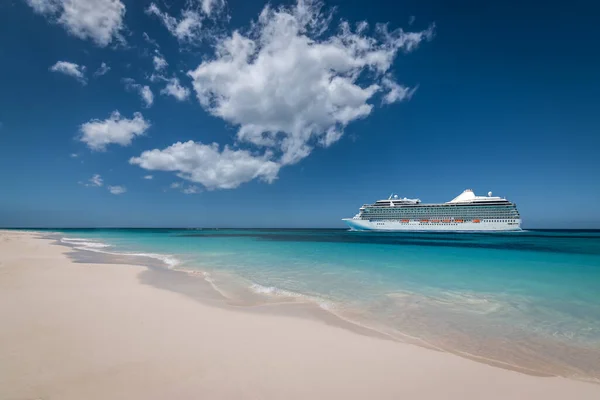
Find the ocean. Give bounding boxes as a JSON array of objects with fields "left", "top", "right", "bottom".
[{"left": 45, "top": 229, "right": 600, "bottom": 381}]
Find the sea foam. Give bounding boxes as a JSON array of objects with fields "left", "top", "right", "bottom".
[
  {"left": 60, "top": 236, "right": 180, "bottom": 268},
  {"left": 249, "top": 282, "right": 336, "bottom": 310},
  {"left": 60, "top": 237, "right": 111, "bottom": 248}
]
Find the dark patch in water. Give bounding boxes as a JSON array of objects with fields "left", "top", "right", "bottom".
[
  {"left": 179, "top": 233, "right": 470, "bottom": 242},
  {"left": 175, "top": 232, "right": 600, "bottom": 256},
  {"left": 42, "top": 228, "right": 600, "bottom": 256}
]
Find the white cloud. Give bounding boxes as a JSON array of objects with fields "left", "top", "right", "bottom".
[
  {"left": 108, "top": 185, "right": 127, "bottom": 195},
  {"left": 168, "top": 181, "right": 201, "bottom": 194},
  {"left": 143, "top": 32, "right": 160, "bottom": 48},
  {"left": 143, "top": 175, "right": 154, "bottom": 180},
  {"left": 130, "top": 141, "right": 280, "bottom": 190},
  {"left": 70, "top": 153, "right": 79, "bottom": 158},
  {"left": 160, "top": 77, "right": 190, "bottom": 101},
  {"left": 187, "top": 0, "right": 434, "bottom": 166},
  {"left": 79, "top": 111, "right": 150, "bottom": 151},
  {"left": 123, "top": 78, "right": 154, "bottom": 108},
  {"left": 145, "top": 3, "right": 203, "bottom": 42},
  {"left": 169, "top": 181, "right": 200, "bottom": 194},
  {"left": 94, "top": 62, "right": 110, "bottom": 77},
  {"left": 148, "top": 73, "right": 166, "bottom": 83},
  {"left": 182, "top": 185, "right": 201, "bottom": 194},
  {"left": 130, "top": 0, "right": 432, "bottom": 190},
  {"left": 199, "top": 0, "right": 225, "bottom": 17},
  {"left": 140, "top": 86, "right": 154, "bottom": 108},
  {"left": 49, "top": 61, "right": 86, "bottom": 84},
  {"left": 381, "top": 77, "right": 417, "bottom": 105},
  {"left": 83, "top": 174, "right": 103, "bottom": 187},
  {"left": 153, "top": 55, "right": 168, "bottom": 71},
  {"left": 25, "top": 0, "right": 125, "bottom": 47},
  {"left": 26, "top": 0, "right": 60, "bottom": 13}
]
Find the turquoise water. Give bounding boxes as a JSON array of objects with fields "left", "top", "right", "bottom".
[{"left": 48, "top": 229, "right": 600, "bottom": 380}]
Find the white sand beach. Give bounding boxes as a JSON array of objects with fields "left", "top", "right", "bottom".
[{"left": 1, "top": 230, "right": 599, "bottom": 400}]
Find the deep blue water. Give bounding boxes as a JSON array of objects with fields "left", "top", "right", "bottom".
[{"left": 42, "top": 228, "right": 600, "bottom": 380}]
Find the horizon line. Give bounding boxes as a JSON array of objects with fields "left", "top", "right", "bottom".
[{"left": 3, "top": 227, "right": 600, "bottom": 232}]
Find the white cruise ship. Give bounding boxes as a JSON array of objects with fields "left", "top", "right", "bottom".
[{"left": 343, "top": 189, "right": 521, "bottom": 231}]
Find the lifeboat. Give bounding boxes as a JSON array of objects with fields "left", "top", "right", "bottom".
[
  {"left": 455, "top": 219, "right": 464, "bottom": 223},
  {"left": 442, "top": 219, "right": 451, "bottom": 223},
  {"left": 431, "top": 220, "right": 440, "bottom": 223},
  {"left": 473, "top": 219, "right": 481, "bottom": 223},
  {"left": 420, "top": 219, "right": 429, "bottom": 223},
  {"left": 401, "top": 219, "right": 409, "bottom": 223}
]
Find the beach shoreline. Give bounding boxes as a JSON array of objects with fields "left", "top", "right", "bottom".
[{"left": 1, "top": 229, "right": 599, "bottom": 399}]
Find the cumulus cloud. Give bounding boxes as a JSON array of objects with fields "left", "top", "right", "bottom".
[
  {"left": 153, "top": 55, "right": 168, "bottom": 71},
  {"left": 145, "top": 3, "right": 203, "bottom": 42},
  {"left": 123, "top": 78, "right": 154, "bottom": 108},
  {"left": 129, "top": 141, "right": 280, "bottom": 190},
  {"left": 108, "top": 185, "right": 127, "bottom": 195},
  {"left": 130, "top": 0, "right": 432, "bottom": 190},
  {"left": 49, "top": 61, "right": 86, "bottom": 84},
  {"left": 25, "top": 0, "right": 125, "bottom": 47},
  {"left": 160, "top": 77, "right": 190, "bottom": 101},
  {"left": 94, "top": 62, "right": 110, "bottom": 77},
  {"left": 188, "top": 0, "right": 434, "bottom": 166},
  {"left": 79, "top": 111, "right": 150, "bottom": 151}
]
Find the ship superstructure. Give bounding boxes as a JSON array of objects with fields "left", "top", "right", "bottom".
[{"left": 343, "top": 189, "right": 521, "bottom": 231}]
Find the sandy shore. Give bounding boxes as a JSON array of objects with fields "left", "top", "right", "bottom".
[{"left": 1, "top": 230, "right": 598, "bottom": 400}]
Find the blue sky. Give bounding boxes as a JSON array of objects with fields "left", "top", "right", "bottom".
[{"left": 0, "top": 0, "right": 598, "bottom": 228}]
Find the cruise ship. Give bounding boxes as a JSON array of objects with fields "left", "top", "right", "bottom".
[{"left": 343, "top": 189, "right": 521, "bottom": 231}]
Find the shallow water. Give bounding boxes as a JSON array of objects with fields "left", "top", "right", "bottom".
[{"left": 46, "top": 229, "right": 600, "bottom": 381}]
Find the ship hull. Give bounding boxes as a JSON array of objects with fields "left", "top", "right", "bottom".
[{"left": 342, "top": 218, "right": 522, "bottom": 232}]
